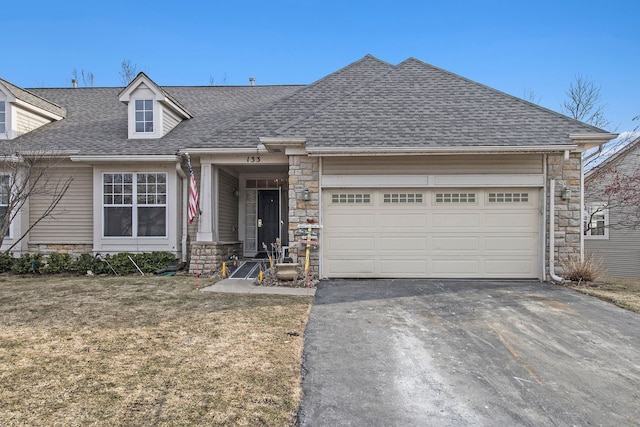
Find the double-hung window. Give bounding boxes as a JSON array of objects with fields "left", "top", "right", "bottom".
[
  {"left": 0, "top": 102, "right": 6, "bottom": 134},
  {"left": 584, "top": 203, "right": 608, "bottom": 239},
  {"left": 135, "top": 100, "right": 154, "bottom": 133},
  {"left": 103, "top": 172, "right": 167, "bottom": 237}
]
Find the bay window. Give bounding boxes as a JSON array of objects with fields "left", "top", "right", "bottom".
[{"left": 103, "top": 172, "right": 166, "bottom": 237}]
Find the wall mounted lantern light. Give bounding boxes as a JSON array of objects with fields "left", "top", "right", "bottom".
[
  {"left": 232, "top": 187, "right": 239, "bottom": 197},
  {"left": 561, "top": 186, "right": 571, "bottom": 201},
  {"left": 302, "top": 188, "right": 311, "bottom": 201}
]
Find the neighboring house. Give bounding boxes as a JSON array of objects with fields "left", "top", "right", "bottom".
[
  {"left": 584, "top": 136, "right": 640, "bottom": 277},
  {"left": 0, "top": 55, "right": 616, "bottom": 280}
]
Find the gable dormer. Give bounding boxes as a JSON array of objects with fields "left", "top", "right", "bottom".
[
  {"left": 118, "top": 72, "right": 192, "bottom": 140},
  {"left": 0, "top": 78, "right": 66, "bottom": 140}
]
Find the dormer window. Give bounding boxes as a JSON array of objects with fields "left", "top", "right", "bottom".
[
  {"left": 135, "top": 100, "right": 154, "bottom": 133},
  {"left": 118, "top": 72, "right": 192, "bottom": 140},
  {"left": 0, "top": 102, "right": 5, "bottom": 134}
]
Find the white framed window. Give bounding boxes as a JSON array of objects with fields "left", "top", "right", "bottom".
[
  {"left": 0, "top": 174, "right": 10, "bottom": 236},
  {"left": 103, "top": 172, "right": 167, "bottom": 237},
  {"left": 584, "top": 203, "right": 608, "bottom": 239},
  {"left": 134, "top": 100, "right": 154, "bottom": 133},
  {"left": 0, "top": 102, "right": 6, "bottom": 134},
  {"left": 331, "top": 193, "right": 371, "bottom": 204}
]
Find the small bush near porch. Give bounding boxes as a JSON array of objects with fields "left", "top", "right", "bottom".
[{"left": 0, "top": 276, "right": 312, "bottom": 426}]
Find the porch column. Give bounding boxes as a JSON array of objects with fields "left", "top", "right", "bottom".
[{"left": 196, "top": 163, "right": 214, "bottom": 241}]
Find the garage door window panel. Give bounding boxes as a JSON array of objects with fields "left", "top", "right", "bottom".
[
  {"left": 435, "top": 193, "right": 477, "bottom": 203},
  {"left": 331, "top": 193, "right": 371, "bottom": 204}
]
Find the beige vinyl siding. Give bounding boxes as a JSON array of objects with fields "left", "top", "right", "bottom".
[
  {"left": 29, "top": 163, "right": 93, "bottom": 243},
  {"left": 322, "top": 154, "right": 543, "bottom": 175},
  {"left": 162, "top": 107, "right": 181, "bottom": 136},
  {"left": 218, "top": 169, "right": 239, "bottom": 241},
  {"left": 15, "top": 107, "right": 51, "bottom": 136},
  {"left": 584, "top": 142, "right": 640, "bottom": 278}
]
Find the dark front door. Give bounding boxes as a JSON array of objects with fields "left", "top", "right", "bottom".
[{"left": 258, "top": 190, "right": 280, "bottom": 248}]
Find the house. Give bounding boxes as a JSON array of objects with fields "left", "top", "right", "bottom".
[
  {"left": 0, "top": 55, "right": 616, "bottom": 280},
  {"left": 584, "top": 136, "right": 640, "bottom": 278}
]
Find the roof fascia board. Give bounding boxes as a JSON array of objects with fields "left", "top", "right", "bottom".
[
  {"left": 259, "top": 137, "right": 306, "bottom": 153},
  {"left": 570, "top": 133, "right": 618, "bottom": 150},
  {"left": 69, "top": 155, "right": 180, "bottom": 163},
  {"left": 13, "top": 98, "right": 65, "bottom": 121},
  {"left": 306, "top": 145, "right": 580, "bottom": 156}
]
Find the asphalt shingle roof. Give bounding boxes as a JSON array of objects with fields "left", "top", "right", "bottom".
[
  {"left": 276, "top": 58, "right": 608, "bottom": 149},
  {"left": 17, "top": 85, "right": 300, "bottom": 155},
  {"left": 0, "top": 78, "right": 67, "bottom": 118},
  {"left": 5, "top": 55, "right": 610, "bottom": 156}
]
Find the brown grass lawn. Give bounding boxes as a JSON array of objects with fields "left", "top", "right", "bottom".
[
  {"left": 565, "top": 277, "right": 640, "bottom": 314},
  {"left": 0, "top": 275, "right": 313, "bottom": 426}
]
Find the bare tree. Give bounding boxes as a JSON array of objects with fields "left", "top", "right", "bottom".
[
  {"left": 0, "top": 149, "right": 72, "bottom": 253},
  {"left": 562, "top": 74, "right": 610, "bottom": 129},
  {"left": 523, "top": 88, "right": 541, "bottom": 104},
  {"left": 119, "top": 60, "right": 138, "bottom": 86},
  {"left": 585, "top": 134, "right": 640, "bottom": 233},
  {"left": 71, "top": 69, "right": 95, "bottom": 87}
]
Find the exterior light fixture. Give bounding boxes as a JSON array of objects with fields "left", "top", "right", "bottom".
[
  {"left": 302, "top": 188, "right": 311, "bottom": 201},
  {"left": 232, "top": 187, "right": 239, "bottom": 197},
  {"left": 561, "top": 186, "right": 571, "bottom": 201}
]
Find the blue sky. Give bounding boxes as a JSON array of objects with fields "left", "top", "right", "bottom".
[{"left": 4, "top": 0, "right": 639, "bottom": 133}]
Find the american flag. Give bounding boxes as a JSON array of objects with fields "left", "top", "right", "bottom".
[{"left": 186, "top": 154, "right": 199, "bottom": 224}]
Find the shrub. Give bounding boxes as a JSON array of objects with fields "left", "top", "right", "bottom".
[
  {"left": 12, "top": 253, "right": 43, "bottom": 274},
  {"left": 42, "top": 253, "right": 74, "bottom": 274},
  {"left": 72, "top": 253, "right": 108, "bottom": 275},
  {"left": 0, "top": 252, "right": 14, "bottom": 273},
  {"left": 564, "top": 255, "right": 607, "bottom": 283}
]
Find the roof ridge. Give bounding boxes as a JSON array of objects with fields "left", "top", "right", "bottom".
[
  {"left": 273, "top": 59, "right": 397, "bottom": 135},
  {"left": 207, "top": 55, "right": 395, "bottom": 140}
]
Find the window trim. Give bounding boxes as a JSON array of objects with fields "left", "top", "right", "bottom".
[
  {"left": 0, "top": 101, "right": 6, "bottom": 134},
  {"left": 102, "top": 172, "right": 168, "bottom": 238},
  {"left": 584, "top": 202, "right": 609, "bottom": 240},
  {"left": 0, "top": 174, "right": 11, "bottom": 238}
]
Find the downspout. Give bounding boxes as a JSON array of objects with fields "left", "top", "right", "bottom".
[
  {"left": 549, "top": 178, "right": 564, "bottom": 282},
  {"left": 176, "top": 162, "right": 188, "bottom": 262}
]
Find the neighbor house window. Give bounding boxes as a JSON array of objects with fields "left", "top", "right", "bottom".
[
  {"left": 0, "top": 102, "right": 6, "bottom": 134},
  {"left": 134, "top": 100, "right": 154, "bottom": 133},
  {"left": 0, "top": 174, "right": 10, "bottom": 236},
  {"left": 584, "top": 203, "right": 608, "bottom": 239},
  {"left": 103, "top": 172, "right": 166, "bottom": 237}
]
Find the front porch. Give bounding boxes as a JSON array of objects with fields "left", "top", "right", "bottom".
[{"left": 186, "top": 150, "right": 319, "bottom": 276}]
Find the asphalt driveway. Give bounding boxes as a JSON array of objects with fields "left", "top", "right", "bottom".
[{"left": 297, "top": 279, "right": 640, "bottom": 426}]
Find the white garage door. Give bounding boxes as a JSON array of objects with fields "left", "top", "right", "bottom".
[{"left": 322, "top": 188, "right": 540, "bottom": 278}]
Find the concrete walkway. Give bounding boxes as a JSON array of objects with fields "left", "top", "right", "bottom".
[{"left": 201, "top": 278, "right": 315, "bottom": 296}]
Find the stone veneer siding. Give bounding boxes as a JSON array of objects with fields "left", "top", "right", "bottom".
[
  {"left": 288, "top": 155, "right": 320, "bottom": 275},
  {"left": 27, "top": 243, "right": 94, "bottom": 256},
  {"left": 189, "top": 241, "right": 242, "bottom": 276},
  {"left": 546, "top": 151, "right": 582, "bottom": 278}
]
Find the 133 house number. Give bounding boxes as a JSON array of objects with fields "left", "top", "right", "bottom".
[{"left": 246, "top": 156, "right": 261, "bottom": 163}]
